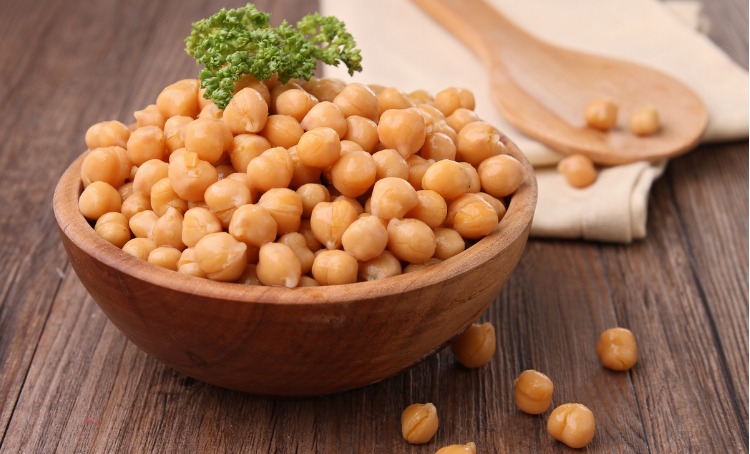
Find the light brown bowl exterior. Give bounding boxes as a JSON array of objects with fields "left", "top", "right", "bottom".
[{"left": 53, "top": 136, "right": 536, "bottom": 397}]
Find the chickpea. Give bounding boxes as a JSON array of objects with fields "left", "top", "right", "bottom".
[
  {"left": 182, "top": 207, "right": 223, "bottom": 248},
  {"left": 150, "top": 177, "right": 188, "bottom": 216},
  {"left": 629, "top": 106, "right": 660, "bottom": 136},
  {"left": 450, "top": 322, "right": 496, "bottom": 368},
  {"left": 407, "top": 155, "right": 434, "bottom": 190},
  {"left": 447, "top": 194, "right": 499, "bottom": 239},
  {"left": 132, "top": 159, "right": 169, "bottom": 196},
  {"left": 198, "top": 102, "right": 223, "bottom": 120},
  {"left": 557, "top": 154, "right": 597, "bottom": 189},
  {"left": 120, "top": 192, "right": 151, "bottom": 220},
  {"left": 387, "top": 218, "right": 436, "bottom": 264},
  {"left": 332, "top": 82, "right": 378, "bottom": 121},
  {"left": 309, "top": 199, "right": 359, "bottom": 250},
  {"left": 278, "top": 232, "right": 315, "bottom": 275},
  {"left": 406, "top": 190, "right": 447, "bottom": 228},
  {"left": 420, "top": 132, "right": 457, "bottom": 162},
  {"left": 435, "top": 442, "right": 477, "bottom": 454},
  {"left": 456, "top": 121, "right": 505, "bottom": 166},
  {"left": 330, "top": 150, "right": 377, "bottom": 198},
  {"left": 222, "top": 87, "right": 269, "bottom": 134},
  {"left": 474, "top": 192, "right": 506, "bottom": 220},
  {"left": 547, "top": 404, "right": 596, "bottom": 449},
  {"left": 369, "top": 177, "right": 419, "bottom": 220},
  {"left": 258, "top": 114, "right": 303, "bottom": 148},
  {"left": 432, "top": 87, "right": 475, "bottom": 116},
  {"left": 446, "top": 108, "right": 480, "bottom": 134},
  {"left": 296, "top": 127, "right": 341, "bottom": 168},
  {"left": 514, "top": 370, "right": 554, "bottom": 414},
  {"left": 403, "top": 257, "right": 441, "bottom": 273},
  {"left": 340, "top": 140, "right": 364, "bottom": 153},
  {"left": 341, "top": 215, "right": 388, "bottom": 261},
  {"left": 134, "top": 104, "right": 165, "bottom": 129},
  {"left": 246, "top": 146, "right": 294, "bottom": 192},
  {"left": 215, "top": 164, "right": 235, "bottom": 180},
  {"left": 478, "top": 154, "right": 525, "bottom": 197},
  {"left": 433, "top": 227, "right": 466, "bottom": 260},
  {"left": 85, "top": 120, "right": 131, "bottom": 149},
  {"left": 79, "top": 181, "right": 122, "bottom": 220},
  {"left": 372, "top": 148, "right": 409, "bottom": 180},
  {"left": 377, "top": 108, "right": 426, "bottom": 158},
  {"left": 152, "top": 207, "right": 185, "bottom": 250},
  {"left": 183, "top": 117, "right": 233, "bottom": 164},
  {"left": 94, "top": 212, "right": 131, "bottom": 248},
  {"left": 422, "top": 159, "right": 472, "bottom": 200},
  {"left": 401, "top": 403, "right": 438, "bottom": 444},
  {"left": 204, "top": 178, "right": 252, "bottom": 227},
  {"left": 596, "top": 327, "right": 638, "bottom": 371},
  {"left": 297, "top": 183, "right": 330, "bottom": 218},
  {"left": 376, "top": 87, "right": 414, "bottom": 118},
  {"left": 300, "top": 101, "right": 348, "bottom": 137},
  {"left": 257, "top": 188, "right": 303, "bottom": 235},
  {"left": 358, "top": 250, "right": 402, "bottom": 281},
  {"left": 228, "top": 204, "right": 278, "bottom": 248},
  {"left": 167, "top": 150, "right": 218, "bottom": 202},
  {"left": 230, "top": 133, "right": 271, "bottom": 173},
  {"left": 408, "top": 89, "right": 433, "bottom": 105},
  {"left": 312, "top": 250, "right": 358, "bottom": 285},
  {"left": 343, "top": 115, "right": 379, "bottom": 151},
  {"left": 117, "top": 181, "right": 134, "bottom": 202},
  {"left": 584, "top": 97, "right": 618, "bottom": 131},
  {"left": 193, "top": 232, "right": 247, "bottom": 282},
  {"left": 177, "top": 247, "right": 206, "bottom": 278},
  {"left": 237, "top": 263, "right": 261, "bottom": 285},
  {"left": 416, "top": 103, "right": 446, "bottom": 126},
  {"left": 163, "top": 116, "right": 192, "bottom": 155},
  {"left": 122, "top": 237, "right": 157, "bottom": 261},
  {"left": 129, "top": 210, "right": 158, "bottom": 239},
  {"left": 126, "top": 125, "right": 165, "bottom": 165},
  {"left": 298, "top": 276, "right": 319, "bottom": 287},
  {"left": 269, "top": 81, "right": 304, "bottom": 109},
  {"left": 156, "top": 79, "right": 200, "bottom": 118},
  {"left": 81, "top": 146, "right": 131, "bottom": 188},
  {"left": 299, "top": 219, "right": 323, "bottom": 252},
  {"left": 274, "top": 88, "right": 318, "bottom": 122},
  {"left": 334, "top": 195, "right": 365, "bottom": 215},
  {"left": 147, "top": 246, "right": 182, "bottom": 271},
  {"left": 234, "top": 74, "right": 271, "bottom": 106},
  {"left": 255, "top": 242, "right": 302, "bottom": 287}
]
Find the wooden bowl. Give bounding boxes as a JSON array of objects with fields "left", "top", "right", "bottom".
[{"left": 53, "top": 137, "right": 537, "bottom": 397}]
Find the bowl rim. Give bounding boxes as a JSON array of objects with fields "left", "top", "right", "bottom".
[{"left": 53, "top": 136, "right": 537, "bottom": 306}]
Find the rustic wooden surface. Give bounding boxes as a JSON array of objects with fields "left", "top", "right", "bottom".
[{"left": 0, "top": 0, "right": 746, "bottom": 452}]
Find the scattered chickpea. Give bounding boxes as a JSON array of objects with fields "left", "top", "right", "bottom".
[
  {"left": 584, "top": 97, "right": 618, "bottom": 131},
  {"left": 450, "top": 322, "right": 496, "bottom": 368},
  {"left": 629, "top": 106, "right": 660, "bottom": 136},
  {"left": 557, "top": 154, "right": 597, "bottom": 189},
  {"left": 596, "top": 327, "right": 638, "bottom": 371},
  {"left": 435, "top": 442, "right": 477, "bottom": 454},
  {"left": 547, "top": 403, "right": 596, "bottom": 449},
  {"left": 514, "top": 370, "right": 554, "bottom": 414},
  {"left": 401, "top": 403, "right": 439, "bottom": 444}
]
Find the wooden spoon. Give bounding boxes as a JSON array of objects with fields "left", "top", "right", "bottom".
[{"left": 413, "top": 0, "right": 708, "bottom": 165}]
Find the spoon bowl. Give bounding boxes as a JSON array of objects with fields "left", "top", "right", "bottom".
[{"left": 414, "top": 0, "right": 708, "bottom": 165}]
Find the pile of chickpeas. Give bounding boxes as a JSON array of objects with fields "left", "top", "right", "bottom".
[{"left": 78, "top": 75, "right": 526, "bottom": 287}]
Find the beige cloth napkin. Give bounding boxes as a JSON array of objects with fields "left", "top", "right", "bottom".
[{"left": 321, "top": 0, "right": 749, "bottom": 243}]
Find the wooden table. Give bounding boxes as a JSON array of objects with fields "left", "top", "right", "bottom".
[{"left": 1, "top": 0, "right": 746, "bottom": 452}]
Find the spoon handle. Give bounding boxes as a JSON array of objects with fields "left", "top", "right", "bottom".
[{"left": 412, "top": 0, "right": 531, "bottom": 65}]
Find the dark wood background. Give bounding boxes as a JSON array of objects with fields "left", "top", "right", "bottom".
[{"left": 0, "top": 0, "right": 746, "bottom": 452}]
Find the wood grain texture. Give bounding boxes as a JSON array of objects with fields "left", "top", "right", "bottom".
[
  {"left": 0, "top": 0, "right": 746, "bottom": 452},
  {"left": 411, "top": 0, "right": 709, "bottom": 165}
]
